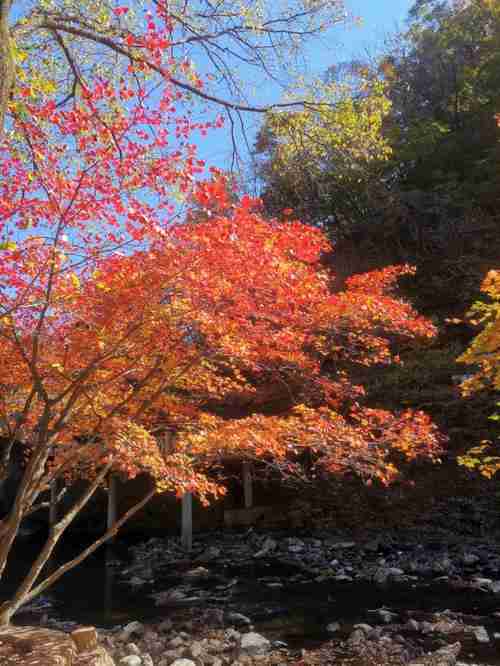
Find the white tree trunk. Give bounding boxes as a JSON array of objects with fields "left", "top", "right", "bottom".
[{"left": 181, "top": 492, "right": 192, "bottom": 551}]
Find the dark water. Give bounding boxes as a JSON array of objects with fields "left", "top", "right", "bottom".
[{"left": 3, "top": 534, "right": 500, "bottom": 663}]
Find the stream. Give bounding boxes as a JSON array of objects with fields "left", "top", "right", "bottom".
[{"left": 3, "top": 530, "right": 500, "bottom": 664}]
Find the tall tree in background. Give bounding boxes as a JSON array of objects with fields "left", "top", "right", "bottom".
[
  {"left": 256, "top": 0, "right": 500, "bottom": 223},
  {"left": 382, "top": 0, "right": 500, "bottom": 209}
]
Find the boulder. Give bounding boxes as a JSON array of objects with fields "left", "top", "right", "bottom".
[{"left": 0, "top": 625, "right": 115, "bottom": 666}]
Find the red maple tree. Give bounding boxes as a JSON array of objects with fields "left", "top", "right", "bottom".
[{"left": 0, "top": 48, "right": 443, "bottom": 627}]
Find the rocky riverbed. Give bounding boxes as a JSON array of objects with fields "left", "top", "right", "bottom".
[{"left": 8, "top": 527, "right": 500, "bottom": 665}]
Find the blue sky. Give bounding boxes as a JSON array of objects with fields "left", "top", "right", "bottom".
[{"left": 197, "top": 0, "right": 414, "bottom": 171}]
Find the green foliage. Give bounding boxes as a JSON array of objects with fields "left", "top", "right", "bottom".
[{"left": 255, "top": 74, "right": 393, "bottom": 234}]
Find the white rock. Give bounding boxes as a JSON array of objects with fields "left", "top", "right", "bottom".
[
  {"left": 473, "top": 626, "right": 489, "bottom": 643},
  {"left": 170, "top": 660, "right": 197, "bottom": 666},
  {"left": 240, "top": 631, "right": 271, "bottom": 656},
  {"left": 120, "top": 657, "right": 142, "bottom": 666}
]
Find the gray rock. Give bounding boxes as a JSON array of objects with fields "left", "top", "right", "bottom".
[
  {"left": 347, "top": 629, "right": 365, "bottom": 646},
  {"left": 353, "top": 624, "right": 373, "bottom": 633},
  {"left": 326, "top": 622, "right": 341, "bottom": 633},
  {"left": 197, "top": 546, "right": 221, "bottom": 563},
  {"left": 254, "top": 537, "right": 278, "bottom": 558},
  {"left": 239, "top": 632, "right": 271, "bottom": 656}
]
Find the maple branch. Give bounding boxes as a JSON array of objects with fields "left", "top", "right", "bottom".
[{"left": 38, "top": 19, "right": 321, "bottom": 115}]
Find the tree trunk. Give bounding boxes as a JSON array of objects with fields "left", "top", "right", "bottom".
[{"left": 0, "top": 0, "right": 14, "bottom": 135}]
